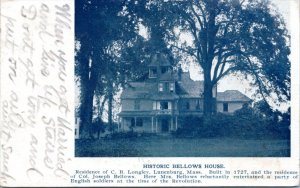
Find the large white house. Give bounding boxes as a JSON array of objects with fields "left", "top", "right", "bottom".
[{"left": 118, "top": 53, "right": 251, "bottom": 133}]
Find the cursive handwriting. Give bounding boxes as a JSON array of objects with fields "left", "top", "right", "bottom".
[
  {"left": 26, "top": 134, "right": 44, "bottom": 180},
  {"left": 39, "top": 4, "right": 53, "bottom": 42},
  {"left": 1, "top": 14, "right": 18, "bottom": 53},
  {"left": 19, "top": 58, "right": 39, "bottom": 89},
  {"left": 54, "top": 4, "right": 71, "bottom": 46}
]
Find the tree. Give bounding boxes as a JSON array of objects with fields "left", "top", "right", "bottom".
[
  {"left": 75, "top": 0, "right": 142, "bottom": 137},
  {"left": 134, "top": 0, "right": 290, "bottom": 116}
]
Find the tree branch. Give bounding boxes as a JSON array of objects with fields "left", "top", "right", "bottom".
[
  {"left": 190, "top": 3, "right": 204, "bottom": 30},
  {"left": 241, "top": 52, "right": 270, "bottom": 105},
  {"left": 170, "top": 44, "right": 198, "bottom": 59}
]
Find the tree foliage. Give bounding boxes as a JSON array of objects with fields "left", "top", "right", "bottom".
[
  {"left": 75, "top": 0, "right": 145, "bottom": 137},
  {"left": 131, "top": 0, "right": 290, "bottom": 114}
]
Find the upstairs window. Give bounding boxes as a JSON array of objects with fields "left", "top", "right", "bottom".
[
  {"left": 223, "top": 103, "right": 228, "bottom": 112},
  {"left": 134, "top": 100, "right": 140, "bottom": 110},
  {"left": 164, "top": 82, "right": 169, "bottom": 92},
  {"left": 153, "top": 101, "right": 156, "bottom": 110},
  {"left": 161, "top": 67, "right": 167, "bottom": 74},
  {"left": 160, "top": 101, "right": 169, "bottom": 110},
  {"left": 158, "top": 83, "right": 163, "bottom": 92},
  {"left": 149, "top": 68, "right": 157, "bottom": 77},
  {"left": 170, "top": 83, "right": 174, "bottom": 92}
]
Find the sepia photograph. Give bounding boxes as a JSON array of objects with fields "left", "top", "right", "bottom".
[{"left": 75, "top": 0, "right": 291, "bottom": 157}]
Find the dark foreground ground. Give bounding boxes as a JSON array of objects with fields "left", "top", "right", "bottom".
[{"left": 75, "top": 135, "right": 290, "bottom": 157}]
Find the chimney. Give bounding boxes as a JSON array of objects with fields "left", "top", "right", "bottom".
[{"left": 178, "top": 64, "right": 182, "bottom": 81}]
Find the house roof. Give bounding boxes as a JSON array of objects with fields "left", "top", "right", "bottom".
[
  {"left": 120, "top": 82, "right": 155, "bottom": 99},
  {"left": 217, "top": 90, "right": 251, "bottom": 102},
  {"left": 158, "top": 72, "right": 175, "bottom": 81},
  {"left": 121, "top": 72, "right": 251, "bottom": 102},
  {"left": 150, "top": 93, "right": 179, "bottom": 100},
  {"left": 177, "top": 72, "right": 204, "bottom": 98}
]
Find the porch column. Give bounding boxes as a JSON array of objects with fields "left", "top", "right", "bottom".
[
  {"left": 121, "top": 117, "right": 124, "bottom": 130},
  {"left": 118, "top": 117, "right": 121, "bottom": 132},
  {"left": 155, "top": 117, "right": 158, "bottom": 133},
  {"left": 175, "top": 116, "right": 178, "bottom": 130},
  {"left": 134, "top": 117, "right": 137, "bottom": 127},
  {"left": 171, "top": 117, "right": 174, "bottom": 131},
  {"left": 151, "top": 117, "right": 154, "bottom": 132}
]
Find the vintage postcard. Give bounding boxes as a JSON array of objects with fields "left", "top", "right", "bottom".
[{"left": 0, "top": 0, "right": 299, "bottom": 187}]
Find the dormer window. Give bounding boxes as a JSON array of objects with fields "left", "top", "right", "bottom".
[
  {"left": 149, "top": 68, "right": 157, "bottom": 78},
  {"left": 161, "top": 67, "right": 168, "bottom": 74},
  {"left": 170, "top": 83, "right": 174, "bottom": 92}
]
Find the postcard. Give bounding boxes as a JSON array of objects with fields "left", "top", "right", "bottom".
[{"left": 0, "top": 0, "right": 299, "bottom": 187}]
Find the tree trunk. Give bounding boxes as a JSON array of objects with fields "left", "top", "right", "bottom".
[
  {"left": 79, "top": 59, "right": 100, "bottom": 138},
  {"left": 107, "top": 81, "right": 113, "bottom": 127},
  {"left": 83, "top": 87, "right": 95, "bottom": 137},
  {"left": 203, "top": 69, "right": 213, "bottom": 116}
]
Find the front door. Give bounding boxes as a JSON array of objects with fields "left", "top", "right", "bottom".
[{"left": 161, "top": 118, "right": 169, "bottom": 132}]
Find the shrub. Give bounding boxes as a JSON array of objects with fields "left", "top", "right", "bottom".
[{"left": 173, "top": 116, "right": 203, "bottom": 137}]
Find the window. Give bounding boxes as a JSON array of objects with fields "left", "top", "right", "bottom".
[
  {"left": 161, "top": 67, "right": 167, "bottom": 74},
  {"left": 185, "top": 101, "right": 190, "bottom": 110},
  {"left": 164, "top": 82, "right": 169, "bottom": 92},
  {"left": 131, "top": 118, "right": 135, "bottom": 127},
  {"left": 134, "top": 100, "right": 140, "bottom": 110},
  {"left": 223, "top": 103, "right": 228, "bottom": 112},
  {"left": 160, "top": 101, "right": 169, "bottom": 110},
  {"left": 149, "top": 68, "right": 157, "bottom": 77},
  {"left": 196, "top": 99, "right": 201, "bottom": 110},
  {"left": 153, "top": 101, "right": 156, "bottom": 110},
  {"left": 170, "top": 83, "right": 174, "bottom": 92},
  {"left": 136, "top": 118, "right": 143, "bottom": 127},
  {"left": 158, "top": 83, "right": 163, "bottom": 92}
]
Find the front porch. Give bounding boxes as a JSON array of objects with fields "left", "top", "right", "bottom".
[{"left": 119, "top": 115, "right": 179, "bottom": 133}]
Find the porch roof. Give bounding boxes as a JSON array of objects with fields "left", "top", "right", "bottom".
[{"left": 119, "top": 111, "right": 153, "bottom": 117}]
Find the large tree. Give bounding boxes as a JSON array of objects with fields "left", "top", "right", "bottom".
[
  {"left": 133, "top": 0, "right": 290, "bottom": 115},
  {"left": 174, "top": 0, "right": 290, "bottom": 115},
  {"left": 75, "top": 0, "right": 143, "bottom": 137}
]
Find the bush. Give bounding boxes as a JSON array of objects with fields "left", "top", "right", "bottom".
[
  {"left": 173, "top": 116, "right": 203, "bottom": 137},
  {"left": 174, "top": 104, "right": 290, "bottom": 140}
]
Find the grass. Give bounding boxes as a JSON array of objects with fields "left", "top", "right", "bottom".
[{"left": 75, "top": 135, "right": 290, "bottom": 157}]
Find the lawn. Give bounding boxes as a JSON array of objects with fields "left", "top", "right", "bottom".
[{"left": 75, "top": 135, "right": 290, "bottom": 157}]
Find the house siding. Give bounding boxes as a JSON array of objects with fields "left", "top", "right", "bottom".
[
  {"left": 178, "top": 99, "right": 203, "bottom": 111},
  {"left": 217, "top": 101, "right": 245, "bottom": 113},
  {"left": 121, "top": 99, "right": 153, "bottom": 111}
]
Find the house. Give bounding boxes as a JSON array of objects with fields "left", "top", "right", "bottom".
[{"left": 118, "top": 53, "right": 251, "bottom": 133}]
